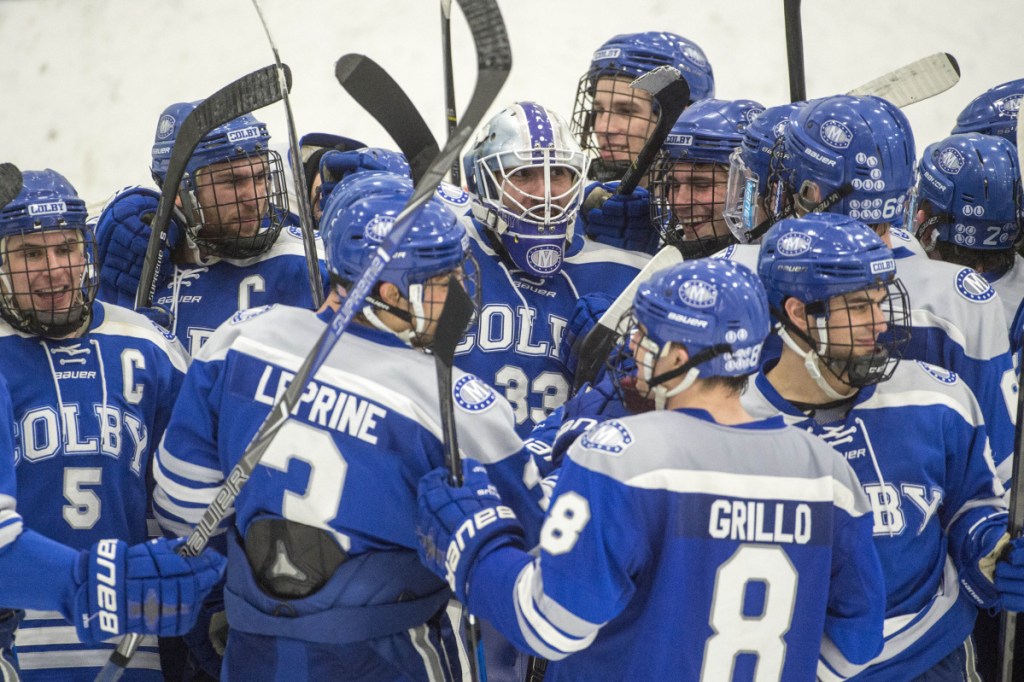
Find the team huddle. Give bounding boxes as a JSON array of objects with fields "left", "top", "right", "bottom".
[{"left": 2, "top": 15, "right": 1024, "bottom": 682}]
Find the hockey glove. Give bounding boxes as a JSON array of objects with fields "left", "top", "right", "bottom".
[
  {"left": 960, "top": 524, "right": 1008, "bottom": 610},
  {"left": 561, "top": 293, "right": 614, "bottom": 377},
  {"left": 94, "top": 187, "right": 183, "bottom": 307},
  {"left": 73, "top": 537, "right": 226, "bottom": 642},
  {"left": 582, "top": 182, "right": 659, "bottom": 254},
  {"left": 318, "top": 147, "right": 411, "bottom": 210},
  {"left": 416, "top": 465, "right": 525, "bottom": 602},
  {"left": 995, "top": 534, "right": 1024, "bottom": 612}
]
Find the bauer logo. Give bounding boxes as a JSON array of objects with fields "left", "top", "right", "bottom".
[
  {"left": 592, "top": 47, "right": 621, "bottom": 62},
  {"left": 580, "top": 420, "right": 633, "bottom": 455},
  {"left": 819, "top": 120, "right": 853, "bottom": 149},
  {"left": 156, "top": 114, "right": 176, "bottom": 140},
  {"left": 996, "top": 94, "right": 1022, "bottom": 117},
  {"left": 679, "top": 279, "right": 717, "bottom": 309},
  {"left": 869, "top": 258, "right": 895, "bottom": 275},
  {"left": 453, "top": 374, "right": 497, "bottom": 413},
  {"left": 666, "top": 311, "right": 709, "bottom": 328},
  {"left": 28, "top": 201, "right": 66, "bottom": 216},
  {"left": 364, "top": 215, "right": 395, "bottom": 243},
  {"left": 227, "top": 126, "right": 262, "bottom": 143},
  {"left": 526, "top": 245, "right": 562, "bottom": 274},
  {"left": 776, "top": 231, "right": 813, "bottom": 256},
  {"left": 436, "top": 182, "right": 470, "bottom": 205},
  {"left": 955, "top": 267, "right": 995, "bottom": 303},
  {"left": 937, "top": 147, "right": 965, "bottom": 175},
  {"left": 666, "top": 134, "right": 694, "bottom": 147}
]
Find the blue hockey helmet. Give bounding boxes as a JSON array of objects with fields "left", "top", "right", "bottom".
[
  {"left": 620, "top": 258, "right": 769, "bottom": 408},
  {"left": 951, "top": 78, "right": 1024, "bottom": 146},
  {"left": 295, "top": 131, "right": 368, "bottom": 199},
  {"left": 0, "top": 169, "right": 98, "bottom": 337},
  {"left": 724, "top": 101, "right": 807, "bottom": 242},
  {"left": 784, "top": 95, "right": 916, "bottom": 228},
  {"left": 579, "top": 32, "right": 715, "bottom": 103},
  {"left": 758, "top": 212, "right": 910, "bottom": 388},
  {"left": 911, "top": 132, "right": 1022, "bottom": 252},
  {"left": 470, "top": 102, "right": 589, "bottom": 278},
  {"left": 649, "top": 98, "right": 764, "bottom": 257}
]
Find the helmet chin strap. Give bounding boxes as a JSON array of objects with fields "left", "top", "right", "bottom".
[
  {"left": 777, "top": 323, "right": 856, "bottom": 401},
  {"left": 639, "top": 337, "right": 731, "bottom": 410},
  {"left": 357, "top": 282, "right": 426, "bottom": 346}
]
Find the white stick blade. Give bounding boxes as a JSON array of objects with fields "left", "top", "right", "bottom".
[{"left": 847, "top": 52, "right": 960, "bottom": 107}]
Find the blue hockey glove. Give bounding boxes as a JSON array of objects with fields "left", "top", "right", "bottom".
[
  {"left": 416, "top": 465, "right": 525, "bottom": 602},
  {"left": 561, "top": 293, "right": 613, "bottom": 377},
  {"left": 318, "top": 147, "right": 411, "bottom": 211},
  {"left": 961, "top": 525, "right": 1009, "bottom": 610},
  {"left": 73, "top": 537, "right": 226, "bottom": 642},
  {"left": 582, "top": 182, "right": 658, "bottom": 254},
  {"left": 95, "top": 187, "right": 183, "bottom": 306},
  {"left": 995, "top": 534, "right": 1024, "bottom": 612},
  {"left": 181, "top": 585, "right": 226, "bottom": 676}
]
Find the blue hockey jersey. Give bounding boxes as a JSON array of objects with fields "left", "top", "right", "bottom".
[
  {"left": 742, "top": 360, "right": 1007, "bottom": 680},
  {"left": 465, "top": 409, "right": 885, "bottom": 681},
  {"left": 0, "top": 302, "right": 188, "bottom": 680},
  {"left": 152, "top": 304, "right": 544, "bottom": 679}
]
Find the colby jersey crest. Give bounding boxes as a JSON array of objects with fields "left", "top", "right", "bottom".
[
  {"left": 0, "top": 302, "right": 187, "bottom": 680},
  {"left": 742, "top": 361, "right": 1007, "bottom": 680},
  {"left": 154, "top": 223, "right": 330, "bottom": 355},
  {"left": 454, "top": 219, "right": 643, "bottom": 436},
  {"left": 473, "top": 410, "right": 883, "bottom": 681}
]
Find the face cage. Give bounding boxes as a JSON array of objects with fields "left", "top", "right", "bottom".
[
  {"left": 801, "top": 280, "right": 912, "bottom": 388},
  {"left": 723, "top": 147, "right": 762, "bottom": 243},
  {"left": 764, "top": 135, "right": 796, "bottom": 226},
  {"left": 0, "top": 228, "right": 98, "bottom": 337},
  {"left": 477, "top": 152, "right": 587, "bottom": 232},
  {"left": 571, "top": 74, "right": 659, "bottom": 182},
  {"left": 181, "top": 149, "right": 290, "bottom": 259},
  {"left": 649, "top": 156, "right": 735, "bottom": 258},
  {"left": 605, "top": 309, "right": 657, "bottom": 414}
]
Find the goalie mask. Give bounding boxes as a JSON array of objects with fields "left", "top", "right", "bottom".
[
  {"left": 951, "top": 77, "right": 1024, "bottom": 146},
  {"left": 151, "top": 101, "right": 289, "bottom": 259},
  {"left": 758, "top": 213, "right": 911, "bottom": 397},
  {"left": 0, "top": 169, "right": 97, "bottom": 337},
  {"left": 320, "top": 171, "right": 479, "bottom": 347},
  {"left": 571, "top": 31, "right": 714, "bottom": 181},
  {"left": 611, "top": 258, "right": 769, "bottom": 410},
  {"left": 909, "top": 132, "right": 1022, "bottom": 274},
  {"left": 648, "top": 98, "right": 764, "bottom": 258},
  {"left": 470, "top": 102, "right": 589, "bottom": 278}
]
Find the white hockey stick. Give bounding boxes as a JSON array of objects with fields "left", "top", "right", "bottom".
[{"left": 846, "top": 52, "right": 959, "bottom": 107}]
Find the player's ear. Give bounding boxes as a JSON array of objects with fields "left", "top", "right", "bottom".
[
  {"left": 377, "top": 282, "right": 404, "bottom": 307},
  {"left": 783, "top": 297, "right": 810, "bottom": 333}
]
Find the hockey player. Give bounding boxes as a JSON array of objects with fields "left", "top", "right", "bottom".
[
  {"left": 748, "top": 213, "right": 1024, "bottom": 680},
  {"left": 648, "top": 97, "right": 764, "bottom": 258},
  {"left": 909, "top": 131, "right": 1024, "bottom": 327},
  {"left": 0, "top": 169, "right": 197, "bottom": 679},
  {"left": 416, "top": 257, "right": 889, "bottom": 680},
  {"left": 951, "top": 77, "right": 1024, "bottom": 146},
  {"left": 151, "top": 170, "right": 543, "bottom": 681},
  {"left": 94, "top": 102, "right": 330, "bottom": 354},
  {"left": 453, "top": 102, "right": 646, "bottom": 437},
  {"left": 570, "top": 31, "right": 715, "bottom": 254}
]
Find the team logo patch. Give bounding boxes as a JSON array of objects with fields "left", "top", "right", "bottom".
[
  {"left": 715, "top": 244, "right": 737, "bottom": 259},
  {"left": 683, "top": 45, "right": 708, "bottom": 67},
  {"left": 526, "top": 244, "right": 562, "bottom": 274},
  {"left": 287, "top": 225, "right": 316, "bottom": 240},
  {"left": 772, "top": 119, "right": 789, "bottom": 140},
  {"left": 743, "top": 107, "right": 766, "bottom": 126},
  {"left": 156, "top": 114, "right": 176, "bottom": 140},
  {"left": 889, "top": 226, "right": 912, "bottom": 243},
  {"left": 28, "top": 201, "right": 66, "bottom": 216},
  {"left": 679, "top": 279, "right": 717, "bottom": 308},
  {"left": 436, "top": 182, "right": 470, "bottom": 206},
  {"left": 954, "top": 267, "right": 995, "bottom": 303},
  {"left": 996, "top": 94, "right": 1022, "bottom": 118},
  {"left": 936, "top": 147, "right": 965, "bottom": 175},
  {"left": 776, "top": 231, "right": 813, "bottom": 257},
  {"left": 364, "top": 215, "right": 395, "bottom": 243},
  {"left": 229, "top": 304, "right": 274, "bottom": 325},
  {"left": 819, "top": 120, "right": 853, "bottom": 149},
  {"left": 916, "top": 361, "right": 958, "bottom": 385},
  {"left": 580, "top": 420, "right": 633, "bottom": 455},
  {"left": 453, "top": 374, "right": 497, "bottom": 413}
]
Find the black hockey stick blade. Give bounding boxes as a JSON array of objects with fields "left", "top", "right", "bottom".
[
  {"left": 336, "top": 54, "right": 442, "bottom": 185},
  {"left": 251, "top": 0, "right": 324, "bottom": 307},
  {"left": 617, "top": 66, "right": 690, "bottom": 196},
  {"left": 0, "top": 164, "right": 23, "bottom": 207},
  {"left": 431, "top": 280, "right": 475, "bottom": 486},
  {"left": 784, "top": 0, "right": 806, "bottom": 102},
  {"left": 135, "top": 63, "right": 291, "bottom": 311}
]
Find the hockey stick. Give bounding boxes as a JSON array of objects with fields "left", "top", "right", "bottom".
[
  {"left": 99, "top": 2, "right": 508, "bottom": 679},
  {"left": 784, "top": 0, "right": 806, "bottom": 102},
  {"left": 997, "top": 102, "right": 1024, "bottom": 682},
  {"left": 0, "top": 164, "right": 23, "bottom": 207},
  {"left": 617, "top": 66, "right": 690, "bottom": 196},
  {"left": 336, "top": 54, "right": 442, "bottom": 185},
  {"left": 251, "top": 0, "right": 325, "bottom": 308},
  {"left": 428, "top": 278, "right": 483, "bottom": 680},
  {"left": 847, "top": 52, "right": 960, "bottom": 107},
  {"left": 134, "top": 64, "right": 289, "bottom": 311},
  {"left": 441, "top": 0, "right": 461, "bottom": 185}
]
